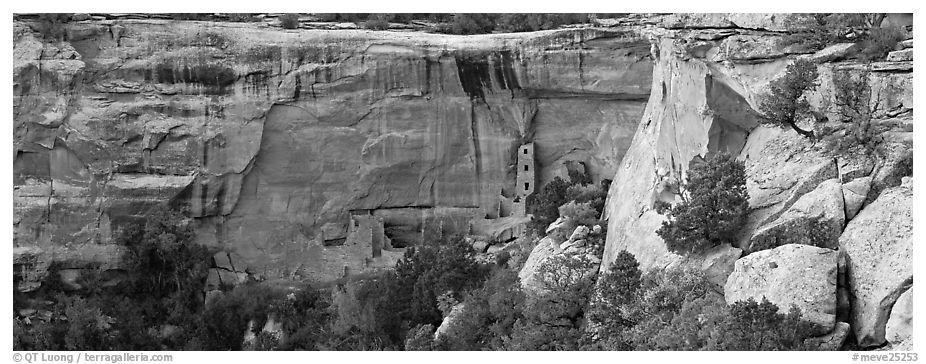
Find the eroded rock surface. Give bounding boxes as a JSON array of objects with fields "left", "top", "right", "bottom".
[
  {"left": 14, "top": 20, "right": 651, "bottom": 284},
  {"left": 747, "top": 178, "right": 845, "bottom": 252},
  {"left": 840, "top": 183, "right": 913, "bottom": 348},
  {"left": 724, "top": 244, "right": 839, "bottom": 334},
  {"left": 885, "top": 287, "right": 913, "bottom": 346}
]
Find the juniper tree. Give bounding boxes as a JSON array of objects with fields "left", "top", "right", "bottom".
[
  {"left": 758, "top": 58, "right": 820, "bottom": 139},
  {"left": 656, "top": 153, "right": 749, "bottom": 255}
]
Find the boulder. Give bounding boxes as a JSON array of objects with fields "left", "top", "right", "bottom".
[
  {"left": 811, "top": 43, "right": 859, "bottom": 63},
  {"left": 840, "top": 183, "right": 912, "bottom": 348},
  {"left": 885, "top": 288, "right": 913, "bottom": 346},
  {"left": 567, "top": 226, "right": 590, "bottom": 242},
  {"left": 546, "top": 217, "right": 568, "bottom": 235},
  {"left": 564, "top": 245, "right": 583, "bottom": 256},
  {"left": 724, "top": 244, "right": 839, "bottom": 334},
  {"left": 434, "top": 304, "right": 465, "bottom": 341},
  {"left": 898, "top": 39, "right": 913, "bottom": 49},
  {"left": 804, "top": 322, "right": 850, "bottom": 351},
  {"left": 518, "top": 237, "right": 559, "bottom": 294},
  {"left": 867, "top": 139, "right": 912, "bottom": 203},
  {"left": 748, "top": 179, "right": 845, "bottom": 252},
  {"left": 842, "top": 177, "right": 872, "bottom": 220}
]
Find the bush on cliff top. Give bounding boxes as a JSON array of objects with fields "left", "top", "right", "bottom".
[
  {"left": 758, "top": 58, "right": 820, "bottom": 139},
  {"left": 280, "top": 14, "right": 300, "bottom": 29},
  {"left": 655, "top": 153, "right": 749, "bottom": 255},
  {"left": 818, "top": 66, "right": 889, "bottom": 156}
]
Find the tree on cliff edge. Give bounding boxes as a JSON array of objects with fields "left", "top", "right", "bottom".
[{"left": 758, "top": 58, "right": 820, "bottom": 139}]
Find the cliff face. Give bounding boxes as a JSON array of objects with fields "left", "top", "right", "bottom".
[
  {"left": 601, "top": 13, "right": 912, "bottom": 348},
  {"left": 13, "top": 20, "right": 651, "bottom": 282}
]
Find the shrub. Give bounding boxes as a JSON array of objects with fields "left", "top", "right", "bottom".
[
  {"left": 198, "top": 283, "right": 282, "bottom": 350},
  {"left": 526, "top": 176, "right": 570, "bottom": 231},
  {"left": 436, "top": 13, "right": 498, "bottom": 35},
  {"left": 565, "top": 182, "right": 607, "bottom": 216},
  {"left": 441, "top": 268, "right": 525, "bottom": 350},
  {"left": 507, "top": 255, "right": 595, "bottom": 350},
  {"left": 550, "top": 200, "right": 600, "bottom": 242},
  {"left": 706, "top": 298, "right": 815, "bottom": 350},
  {"left": 404, "top": 324, "right": 435, "bottom": 350},
  {"left": 363, "top": 19, "right": 389, "bottom": 30},
  {"left": 656, "top": 153, "right": 749, "bottom": 255},
  {"left": 778, "top": 13, "right": 870, "bottom": 51},
  {"left": 326, "top": 277, "right": 401, "bottom": 350},
  {"left": 279, "top": 14, "right": 300, "bottom": 29},
  {"left": 228, "top": 13, "right": 259, "bottom": 22},
  {"left": 586, "top": 250, "right": 642, "bottom": 350},
  {"left": 758, "top": 58, "right": 820, "bottom": 138},
  {"left": 819, "top": 67, "right": 886, "bottom": 155},
  {"left": 170, "top": 13, "right": 209, "bottom": 21},
  {"left": 327, "top": 235, "right": 487, "bottom": 349},
  {"left": 858, "top": 26, "right": 906, "bottom": 61},
  {"left": 632, "top": 268, "right": 714, "bottom": 343},
  {"left": 119, "top": 206, "right": 212, "bottom": 297},
  {"left": 468, "top": 13, "right": 593, "bottom": 33},
  {"left": 270, "top": 288, "right": 331, "bottom": 350}
]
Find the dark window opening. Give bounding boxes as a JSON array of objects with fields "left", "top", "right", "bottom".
[
  {"left": 523, "top": 148, "right": 528, "bottom": 154},
  {"left": 524, "top": 182, "right": 530, "bottom": 190},
  {"left": 524, "top": 165, "right": 529, "bottom": 171}
]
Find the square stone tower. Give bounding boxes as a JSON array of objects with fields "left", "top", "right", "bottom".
[{"left": 513, "top": 142, "right": 535, "bottom": 215}]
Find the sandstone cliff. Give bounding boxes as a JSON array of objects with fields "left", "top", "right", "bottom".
[
  {"left": 600, "top": 13, "right": 912, "bottom": 349},
  {"left": 13, "top": 19, "right": 651, "bottom": 283}
]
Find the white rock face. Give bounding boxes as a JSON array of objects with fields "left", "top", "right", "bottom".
[
  {"left": 434, "top": 304, "right": 465, "bottom": 341},
  {"left": 724, "top": 244, "right": 839, "bottom": 334},
  {"left": 14, "top": 20, "right": 652, "bottom": 283},
  {"left": 747, "top": 178, "right": 845, "bottom": 252},
  {"left": 885, "top": 288, "right": 913, "bottom": 346},
  {"left": 842, "top": 177, "right": 872, "bottom": 220},
  {"left": 600, "top": 32, "right": 762, "bottom": 274},
  {"left": 518, "top": 237, "right": 560, "bottom": 294},
  {"left": 840, "top": 183, "right": 912, "bottom": 348}
]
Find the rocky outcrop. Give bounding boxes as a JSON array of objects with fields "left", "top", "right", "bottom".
[
  {"left": 885, "top": 287, "right": 913, "bottom": 346},
  {"left": 519, "top": 225, "right": 604, "bottom": 294},
  {"left": 434, "top": 303, "right": 465, "bottom": 341},
  {"left": 518, "top": 237, "right": 561, "bottom": 294},
  {"left": 600, "top": 15, "right": 912, "bottom": 297},
  {"left": 13, "top": 19, "right": 651, "bottom": 283},
  {"left": 840, "top": 182, "right": 912, "bottom": 348},
  {"left": 724, "top": 244, "right": 839, "bottom": 334},
  {"left": 599, "top": 28, "right": 766, "bottom": 274},
  {"left": 747, "top": 178, "right": 845, "bottom": 252},
  {"left": 842, "top": 177, "right": 872, "bottom": 220}
]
